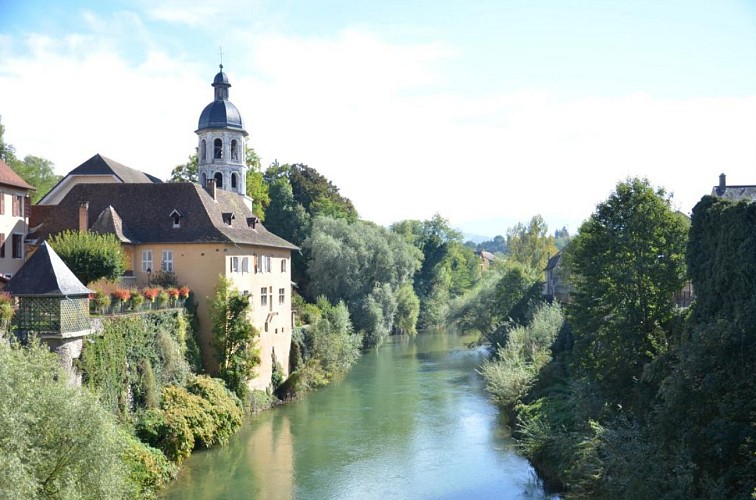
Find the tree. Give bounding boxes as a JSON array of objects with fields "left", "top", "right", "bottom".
[
  {"left": 0, "top": 339, "right": 132, "bottom": 498},
  {"left": 566, "top": 178, "right": 688, "bottom": 409},
  {"left": 244, "top": 146, "right": 270, "bottom": 220},
  {"left": 506, "top": 215, "right": 558, "bottom": 271},
  {"left": 0, "top": 117, "right": 61, "bottom": 202},
  {"left": 48, "top": 230, "right": 126, "bottom": 284},
  {"left": 168, "top": 153, "right": 198, "bottom": 183},
  {"left": 210, "top": 276, "right": 261, "bottom": 400}
]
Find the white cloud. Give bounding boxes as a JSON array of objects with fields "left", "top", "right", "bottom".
[{"left": 1, "top": 23, "right": 754, "bottom": 237}]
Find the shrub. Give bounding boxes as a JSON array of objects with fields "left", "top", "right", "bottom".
[
  {"left": 121, "top": 432, "right": 176, "bottom": 498},
  {"left": 248, "top": 389, "right": 277, "bottom": 413},
  {"left": 151, "top": 270, "right": 179, "bottom": 288},
  {"left": 161, "top": 385, "right": 217, "bottom": 449},
  {"left": 135, "top": 407, "right": 193, "bottom": 464},
  {"left": 185, "top": 375, "right": 243, "bottom": 446},
  {"left": 48, "top": 230, "right": 126, "bottom": 284}
]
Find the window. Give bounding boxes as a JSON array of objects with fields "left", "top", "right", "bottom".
[
  {"left": 265, "top": 255, "right": 271, "bottom": 273},
  {"left": 170, "top": 210, "right": 182, "bottom": 228},
  {"left": 12, "top": 195, "right": 21, "bottom": 217},
  {"left": 201, "top": 139, "right": 207, "bottom": 160},
  {"left": 214, "top": 138, "right": 223, "bottom": 159},
  {"left": 260, "top": 287, "right": 268, "bottom": 307},
  {"left": 230, "top": 256, "right": 239, "bottom": 273},
  {"left": 0, "top": 193, "right": 4, "bottom": 215},
  {"left": 161, "top": 250, "right": 173, "bottom": 272},
  {"left": 281, "top": 259, "right": 287, "bottom": 273},
  {"left": 279, "top": 288, "right": 285, "bottom": 304},
  {"left": 257, "top": 255, "right": 270, "bottom": 273},
  {"left": 231, "top": 173, "right": 238, "bottom": 189},
  {"left": 12, "top": 234, "right": 22, "bottom": 259},
  {"left": 214, "top": 172, "right": 223, "bottom": 188},
  {"left": 0, "top": 233, "right": 5, "bottom": 258},
  {"left": 242, "top": 257, "right": 249, "bottom": 273},
  {"left": 142, "top": 250, "right": 153, "bottom": 272}
]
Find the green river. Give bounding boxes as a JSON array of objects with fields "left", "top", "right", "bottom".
[{"left": 163, "top": 330, "right": 552, "bottom": 499}]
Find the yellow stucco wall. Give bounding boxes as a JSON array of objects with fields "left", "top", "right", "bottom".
[{"left": 131, "top": 241, "right": 293, "bottom": 391}]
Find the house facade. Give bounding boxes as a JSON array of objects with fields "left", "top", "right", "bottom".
[{"left": 0, "top": 159, "right": 34, "bottom": 279}]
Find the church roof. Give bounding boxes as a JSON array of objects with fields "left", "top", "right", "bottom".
[
  {"left": 196, "top": 67, "right": 247, "bottom": 134},
  {"left": 5, "top": 241, "right": 91, "bottom": 296},
  {"left": 67, "top": 154, "right": 162, "bottom": 184},
  {"left": 0, "top": 159, "right": 34, "bottom": 191},
  {"left": 31, "top": 182, "right": 299, "bottom": 250},
  {"left": 198, "top": 100, "right": 245, "bottom": 132}
]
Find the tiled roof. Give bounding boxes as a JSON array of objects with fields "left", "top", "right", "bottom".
[
  {"left": 33, "top": 183, "right": 299, "bottom": 250},
  {"left": 0, "top": 159, "right": 34, "bottom": 190},
  {"left": 6, "top": 241, "right": 91, "bottom": 296},
  {"left": 68, "top": 154, "right": 162, "bottom": 184}
]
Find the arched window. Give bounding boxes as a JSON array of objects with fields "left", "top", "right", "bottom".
[
  {"left": 231, "top": 139, "right": 238, "bottom": 160},
  {"left": 231, "top": 173, "right": 238, "bottom": 190},
  {"left": 200, "top": 172, "right": 207, "bottom": 186},
  {"left": 214, "top": 138, "right": 223, "bottom": 159},
  {"left": 214, "top": 172, "right": 223, "bottom": 188},
  {"left": 200, "top": 140, "right": 206, "bottom": 161}
]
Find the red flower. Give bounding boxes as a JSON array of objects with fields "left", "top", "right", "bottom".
[
  {"left": 143, "top": 288, "right": 160, "bottom": 301},
  {"left": 168, "top": 288, "right": 180, "bottom": 299},
  {"left": 111, "top": 289, "right": 131, "bottom": 301},
  {"left": 178, "top": 286, "right": 190, "bottom": 298}
]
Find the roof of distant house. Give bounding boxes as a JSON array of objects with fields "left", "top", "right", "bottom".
[
  {"left": 32, "top": 182, "right": 299, "bottom": 250},
  {"left": 711, "top": 173, "right": 756, "bottom": 202},
  {"left": 6, "top": 241, "right": 91, "bottom": 296},
  {"left": 0, "top": 158, "right": 34, "bottom": 191}
]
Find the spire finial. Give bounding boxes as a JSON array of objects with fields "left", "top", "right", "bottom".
[{"left": 219, "top": 46, "right": 224, "bottom": 71}]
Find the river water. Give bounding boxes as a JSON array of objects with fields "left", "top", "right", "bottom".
[{"left": 163, "top": 330, "right": 551, "bottom": 499}]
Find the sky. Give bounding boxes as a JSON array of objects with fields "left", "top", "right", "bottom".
[{"left": 1, "top": 0, "right": 755, "bottom": 238}]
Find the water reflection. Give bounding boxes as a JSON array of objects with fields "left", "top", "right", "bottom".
[{"left": 164, "top": 331, "right": 551, "bottom": 499}]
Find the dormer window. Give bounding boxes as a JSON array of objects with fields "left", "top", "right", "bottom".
[
  {"left": 222, "top": 212, "right": 235, "bottom": 225},
  {"left": 247, "top": 217, "right": 259, "bottom": 229},
  {"left": 169, "top": 209, "right": 184, "bottom": 228}
]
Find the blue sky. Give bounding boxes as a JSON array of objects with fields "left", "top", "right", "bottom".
[{"left": 1, "top": 0, "right": 755, "bottom": 237}]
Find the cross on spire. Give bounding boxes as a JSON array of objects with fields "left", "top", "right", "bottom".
[{"left": 218, "top": 46, "right": 223, "bottom": 70}]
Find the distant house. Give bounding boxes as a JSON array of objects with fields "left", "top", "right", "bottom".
[
  {"left": 476, "top": 250, "right": 496, "bottom": 271},
  {"left": 0, "top": 158, "right": 34, "bottom": 279},
  {"left": 542, "top": 251, "right": 571, "bottom": 303},
  {"left": 711, "top": 173, "right": 756, "bottom": 202}
]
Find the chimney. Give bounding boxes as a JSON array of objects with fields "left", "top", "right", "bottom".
[
  {"left": 78, "top": 202, "right": 89, "bottom": 232},
  {"left": 717, "top": 173, "right": 726, "bottom": 196},
  {"left": 206, "top": 178, "right": 217, "bottom": 200}
]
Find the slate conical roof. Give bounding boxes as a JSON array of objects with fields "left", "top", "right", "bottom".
[
  {"left": 90, "top": 205, "right": 137, "bottom": 243},
  {"left": 5, "top": 241, "right": 92, "bottom": 296}
]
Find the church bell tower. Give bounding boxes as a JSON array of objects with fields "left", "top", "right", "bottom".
[{"left": 196, "top": 65, "right": 250, "bottom": 203}]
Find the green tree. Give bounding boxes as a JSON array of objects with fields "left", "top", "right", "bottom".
[
  {"left": 210, "top": 276, "right": 261, "bottom": 400},
  {"left": 566, "top": 177, "right": 688, "bottom": 409},
  {"left": 48, "top": 230, "right": 126, "bottom": 284},
  {"left": 13, "top": 155, "right": 62, "bottom": 203},
  {"left": 168, "top": 153, "right": 198, "bottom": 183},
  {"left": 0, "top": 115, "right": 17, "bottom": 163},
  {"left": 0, "top": 339, "right": 132, "bottom": 498},
  {"left": 244, "top": 146, "right": 270, "bottom": 220},
  {"left": 506, "top": 215, "right": 558, "bottom": 271}
]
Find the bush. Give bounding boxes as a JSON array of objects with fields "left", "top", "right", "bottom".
[
  {"left": 275, "top": 359, "right": 329, "bottom": 400},
  {"left": 48, "top": 230, "right": 126, "bottom": 284},
  {"left": 121, "top": 432, "right": 177, "bottom": 498},
  {"left": 248, "top": 389, "right": 277, "bottom": 413},
  {"left": 135, "top": 407, "right": 193, "bottom": 464},
  {"left": 185, "top": 376, "right": 243, "bottom": 446}
]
